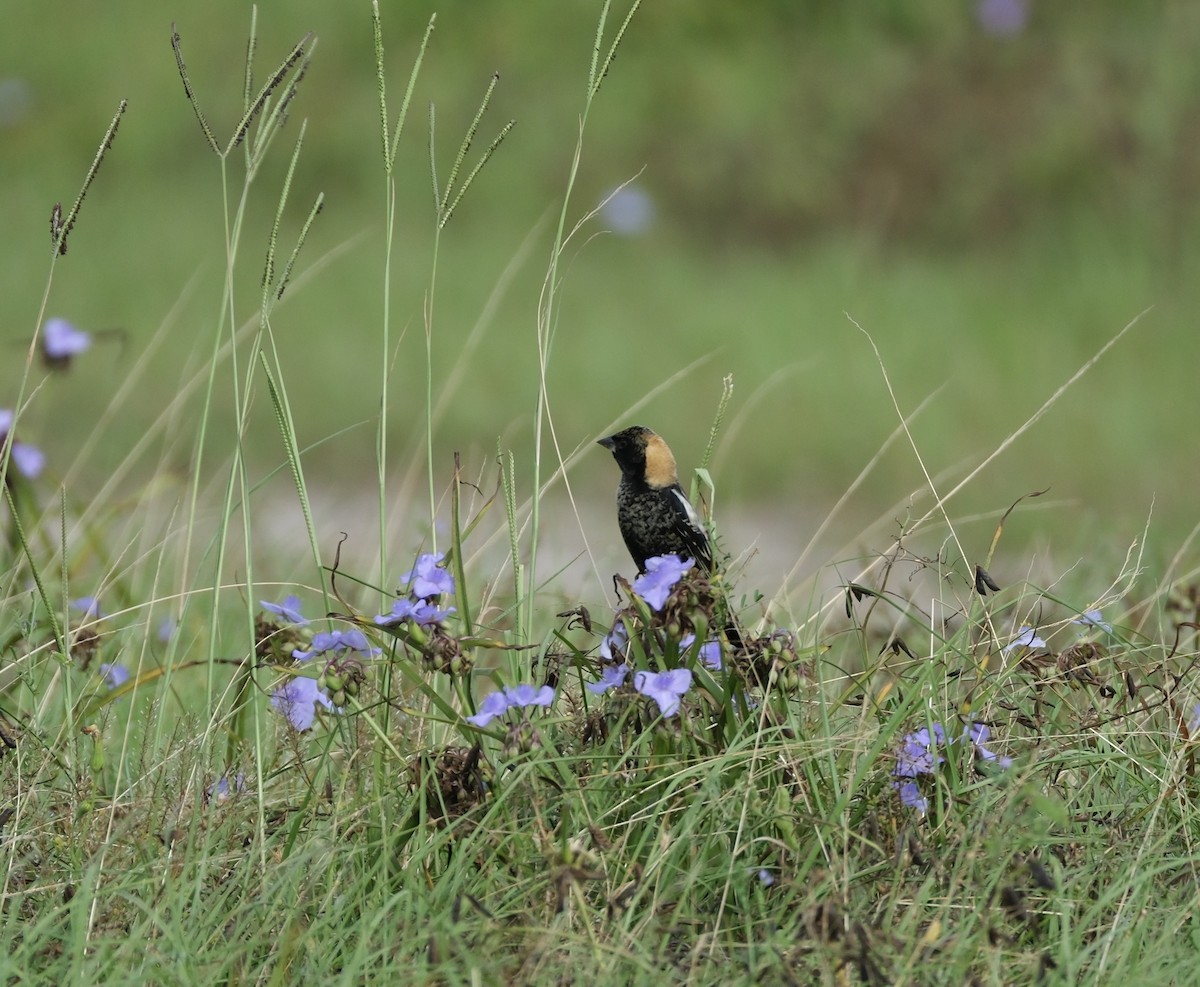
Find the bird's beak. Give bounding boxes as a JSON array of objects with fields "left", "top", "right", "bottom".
[{"left": 597, "top": 435, "right": 616, "bottom": 450}]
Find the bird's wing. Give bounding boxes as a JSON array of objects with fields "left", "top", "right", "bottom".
[{"left": 667, "top": 486, "right": 713, "bottom": 571}]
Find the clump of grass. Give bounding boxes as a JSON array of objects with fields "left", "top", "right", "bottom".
[{"left": 4, "top": 6, "right": 1200, "bottom": 986}]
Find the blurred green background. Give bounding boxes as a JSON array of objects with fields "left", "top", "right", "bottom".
[{"left": 4, "top": 1, "right": 1200, "bottom": 583}]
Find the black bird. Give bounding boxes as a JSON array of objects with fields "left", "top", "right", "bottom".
[{"left": 597, "top": 425, "right": 712, "bottom": 574}]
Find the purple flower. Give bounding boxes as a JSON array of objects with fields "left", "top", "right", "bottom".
[
  {"left": 401, "top": 552, "right": 455, "bottom": 599},
  {"left": 976, "top": 0, "right": 1028, "bottom": 38},
  {"left": 894, "top": 724, "right": 946, "bottom": 778},
  {"left": 465, "top": 683, "right": 555, "bottom": 728},
  {"left": 10, "top": 442, "right": 44, "bottom": 479},
  {"left": 1073, "top": 609, "right": 1112, "bottom": 635},
  {"left": 633, "top": 668, "right": 693, "bottom": 717},
  {"left": 506, "top": 684, "right": 555, "bottom": 709},
  {"left": 967, "top": 723, "right": 1013, "bottom": 768},
  {"left": 375, "top": 598, "right": 418, "bottom": 625},
  {"left": 209, "top": 772, "right": 246, "bottom": 803},
  {"left": 100, "top": 662, "right": 129, "bottom": 689},
  {"left": 892, "top": 721, "right": 1012, "bottom": 813},
  {"left": 0, "top": 409, "right": 45, "bottom": 480},
  {"left": 895, "top": 780, "right": 928, "bottom": 814},
  {"left": 261, "top": 594, "right": 308, "bottom": 625},
  {"left": 633, "top": 555, "right": 693, "bottom": 612},
  {"left": 411, "top": 602, "right": 455, "bottom": 625},
  {"left": 42, "top": 318, "right": 92, "bottom": 364},
  {"left": 466, "top": 690, "right": 510, "bottom": 728},
  {"left": 891, "top": 724, "right": 943, "bottom": 815},
  {"left": 681, "top": 633, "right": 722, "bottom": 672},
  {"left": 586, "top": 663, "right": 629, "bottom": 695},
  {"left": 599, "top": 618, "right": 629, "bottom": 663},
  {"left": 271, "top": 676, "right": 333, "bottom": 731},
  {"left": 755, "top": 868, "right": 775, "bottom": 887},
  {"left": 292, "top": 628, "right": 380, "bottom": 661},
  {"left": 157, "top": 616, "right": 176, "bottom": 642},
  {"left": 1002, "top": 626, "right": 1046, "bottom": 656},
  {"left": 71, "top": 596, "right": 104, "bottom": 620},
  {"left": 600, "top": 184, "right": 656, "bottom": 237},
  {"left": 374, "top": 597, "right": 455, "bottom": 628}
]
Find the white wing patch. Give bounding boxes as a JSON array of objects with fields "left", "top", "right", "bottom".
[{"left": 670, "top": 488, "right": 703, "bottom": 532}]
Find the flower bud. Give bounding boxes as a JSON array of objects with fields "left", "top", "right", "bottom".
[
  {"left": 503, "top": 720, "right": 542, "bottom": 758},
  {"left": 775, "top": 663, "right": 800, "bottom": 693}
]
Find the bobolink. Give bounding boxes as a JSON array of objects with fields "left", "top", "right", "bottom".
[{"left": 598, "top": 425, "right": 712, "bottom": 574}]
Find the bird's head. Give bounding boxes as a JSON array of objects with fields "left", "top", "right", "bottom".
[{"left": 598, "top": 425, "right": 679, "bottom": 488}]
